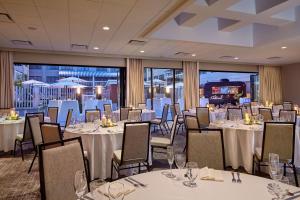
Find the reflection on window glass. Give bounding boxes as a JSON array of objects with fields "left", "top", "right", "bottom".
[
  {"left": 144, "top": 68, "right": 184, "bottom": 119},
  {"left": 13, "top": 64, "right": 122, "bottom": 117},
  {"left": 199, "top": 71, "right": 259, "bottom": 106}
]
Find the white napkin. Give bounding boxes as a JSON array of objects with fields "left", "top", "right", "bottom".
[
  {"left": 97, "top": 182, "right": 135, "bottom": 198},
  {"left": 199, "top": 167, "right": 224, "bottom": 182}
]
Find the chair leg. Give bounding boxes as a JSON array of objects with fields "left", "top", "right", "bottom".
[
  {"left": 182, "top": 144, "right": 186, "bottom": 153},
  {"left": 292, "top": 164, "right": 299, "bottom": 187},
  {"left": 20, "top": 143, "right": 24, "bottom": 161},
  {"left": 151, "top": 146, "right": 154, "bottom": 160},
  {"left": 28, "top": 151, "right": 38, "bottom": 173},
  {"left": 138, "top": 163, "right": 141, "bottom": 174},
  {"left": 146, "top": 162, "right": 150, "bottom": 172},
  {"left": 110, "top": 159, "right": 114, "bottom": 181},
  {"left": 283, "top": 163, "right": 287, "bottom": 176},
  {"left": 252, "top": 155, "right": 255, "bottom": 175},
  {"left": 159, "top": 124, "right": 164, "bottom": 135},
  {"left": 13, "top": 140, "right": 17, "bottom": 157},
  {"left": 84, "top": 158, "right": 91, "bottom": 183},
  {"left": 162, "top": 123, "right": 168, "bottom": 134}
]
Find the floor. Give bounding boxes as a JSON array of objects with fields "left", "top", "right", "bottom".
[{"left": 0, "top": 127, "right": 299, "bottom": 200}]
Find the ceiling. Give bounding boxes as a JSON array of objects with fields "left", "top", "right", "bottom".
[{"left": 0, "top": 0, "right": 300, "bottom": 65}]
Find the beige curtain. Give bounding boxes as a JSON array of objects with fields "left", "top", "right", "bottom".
[
  {"left": 0, "top": 51, "right": 14, "bottom": 109},
  {"left": 183, "top": 61, "right": 199, "bottom": 110},
  {"left": 259, "top": 65, "right": 283, "bottom": 104},
  {"left": 126, "top": 58, "right": 144, "bottom": 107}
]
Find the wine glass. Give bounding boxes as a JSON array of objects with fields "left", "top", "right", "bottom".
[
  {"left": 74, "top": 170, "right": 87, "bottom": 199},
  {"left": 183, "top": 162, "right": 198, "bottom": 187},
  {"left": 108, "top": 182, "right": 124, "bottom": 200},
  {"left": 175, "top": 153, "right": 186, "bottom": 180},
  {"left": 166, "top": 146, "right": 175, "bottom": 178}
]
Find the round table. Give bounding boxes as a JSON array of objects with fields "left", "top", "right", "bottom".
[
  {"left": 87, "top": 169, "right": 299, "bottom": 200},
  {"left": 210, "top": 120, "right": 300, "bottom": 172},
  {"left": 112, "top": 109, "right": 156, "bottom": 121},
  {"left": 0, "top": 118, "right": 24, "bottom": 152}
]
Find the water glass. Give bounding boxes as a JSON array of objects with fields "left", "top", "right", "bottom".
[
  {"left": 166, "top": 146, "right": 175, "bottom": 178},
  {"left": 74, "top": 170, "right": 87, "bottom": 198},
  {"left": 108, "top": 182, "right": 124, "bottom": 200},
  {"left": 175, "top": 153, "right": 186, "bottom": 180},
  {"left": 183, "top": 162, "right": 198, "bottom": 187}
]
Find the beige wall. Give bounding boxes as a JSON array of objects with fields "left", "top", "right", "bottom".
[{"left": 281, "top": 63, "right": 300, "bottom": 105}]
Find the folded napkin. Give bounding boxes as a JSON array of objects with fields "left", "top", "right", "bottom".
[
  {"left": 97, "top": 182, "right": 135, "bottom": 198},
  {"left": 199, "top": 167, "right": 224, "bottom": 182}
]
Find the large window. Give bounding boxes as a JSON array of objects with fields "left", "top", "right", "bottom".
[
  {"left": 144, "top": 68, "right": 183, "bottom": 118},
  {"left": 14, "top": 64, "right": 125, "bottom": 116},
  {"left": 199, "top": 71, "right": 259, "bottom": 106}
]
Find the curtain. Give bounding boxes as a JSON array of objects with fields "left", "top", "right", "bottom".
[
  {"left": 126, "top": 58, "right": 144, "bottom": 107},
  {"left": 0, "top": 51, "right": 14, "bottom": 109},
  {"left": 259, "top": 65, "right": 283, "bottom": 104},
  {"left": 183, "top": 61, "right": 199, "bottom": 110}
]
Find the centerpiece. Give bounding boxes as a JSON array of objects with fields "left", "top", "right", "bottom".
[{"left": 6, "top": 110, "right": 20, "bottom": 120}]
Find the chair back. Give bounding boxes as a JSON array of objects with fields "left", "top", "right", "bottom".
[
  {"left": 259, "top": 108, "right": 273, "bottom": 121},
  {"left": 272, "top": 104, "right": 283, "bottom": 114},
  {"left": 128, "top": 109, "right": 142, "bottom": 121},
  {"left": 227, "top": 108, "right": 243, "bottom": 120},
  {"left": 138, "top": 103, "right": 146, "bottom": 110},
  {"left": 187, "top": 128, "right": 225, "bottom": 170},
  {"left": 65, "top": 109, "right": 72, "bottom": 128},
  {"left": 184, "top": 115, "right": 199, "bottom": 129},
  {"left": 242, "top": 105, "right": 252, "bottom": 116},
  {"left": 0, "top": 108, "right": 13, "bottom": 115},
  {"left": 85, "top": 109, "right": 101, "bottom": 122},
  {"left": 261, "top": 122, "right": 295, "bottom": 163},
  {"left": 103, "top": 104, "right": 112, "bottom": 117},
  {"left": 161, "top": 104, "right": 169, "bottom": 123},
  {"left": 170, "top": 105, "right": 176, "bottom": 120},
  {"left": 41, "top": 123, "right": 62, "bottom": 149},
  {"left": 23, "top": 112, "right": 45, "bottom": 142},
  {"left": 121, "top": 122, "right": 150, "bottom": 165},
  {"left": 48, "top": 107, "right": 58, "bottom": 123},
  {"left": 283, "top": 102, "right": 293, "bottom": 111},
  {"left": 279, "top": 110, "right": 296, "bottom": 123},
  {"left": 120, "top": 107, "right": 132, "bottom": 121},
  {"left": 28, "top": 116, "right": 43, "bottom": 147},
  {"left": 196, "top": 107, "right": 210, "bottom": 128},
  {"left": 39, "top": 137, "right": 88, "bottom": 200},
  {"left": 174, "top": 103, "right": 181, "bottom": 115},
  {"left": 170, "top": 115, "right": 178, "bottom": 145}
]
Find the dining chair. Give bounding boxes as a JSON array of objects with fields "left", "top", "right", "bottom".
[
  {"left": 38, "top": 137, "right": 90, "bottom": 200},
  {"left": 258, "top": 108, "right": 273, "bottom": 121},
  {"left": 196, "top": 107, "right": 210, "bottom": 128},
  {"left": 120, "top": 107, "right": 132, "bottom": 121},
  {"left": 103, "top": 104, "right": 112, "bottom": 117},
  {"left": 14, "top": 112, "right": 45, "bottom": 160},
  {"left": 27, "top": 116, "right": 43, "bottom": 173},
  {"left": 138, "top": 103, "right": 146, "bottom": 110},
  {"left": 184, "top": 115, "right": 199, "bottom": 130},
  {"left": 111, "top": 122, "right": 150, "bottom": 180},
  {"left": 150, "top": 104, "right": 170, "bottom": 135},
  {"left": 250, "top": 101, "right": 258, "bottom": 107},
  {"left": 151, "top": 115, "right": 178, "bottom": 158},
  {"left": 171, "top": 104, "right": 185, "bottom": 134},
  {"left": 242, "top": 104, "right": 253, "bottom": 116},
  {"left": 61, "top": 109, "right": 72, "bottom": 132},
  {"left": 279, "top": 110, "right": 297, "bottom": 123},
  {"left": 227, "top": 108, "right": 243, "bottom": 120},
  {"left": 174, "top": 103, "right": 182, "bottom": 117},
  {"left": 186, "top": 128, "right": 226, "bottom": 170},
  {"left": 252, "top": 122, "right": 298, "bottom": 187},
  {"left": 128, "top": 109, "right": 142, "bottom": 121},
  {"left": 283, "top": 102, "right": 293, "bottom": 111},
  {"left": 85, "top": 109, "right": 101, "bottom": 122},
  {"left": 48, "top": 107, "right": 58, "bottom": 123},
  {"left": 272, "top": 104, "right": 284, "bottom": 114}
]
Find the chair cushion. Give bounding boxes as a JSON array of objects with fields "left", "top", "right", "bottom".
[
  {"left": 150, "top": 137, "right": 171, "bottom": 147},
  {"left": 16, "top": 134, "right": 23, "bottom": 141},
  {"left": 151, "top": 118, "right": 161, "bottom": 124},
  {"left": 255, "top": 147, "right": 262, "bottom": 160},
  {"left": 113, "top": 150, "right": 122, "bottom": 164}
]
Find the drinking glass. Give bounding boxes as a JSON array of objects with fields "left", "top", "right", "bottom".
[
  {"left": 74, "top": 170, "right": 87, "bottom": 198},
  {"left": 166, "top": 146, "right": 175, "bottom": 178},
  {"left": 108, "top": 182, "right": 124, "bottom": 200},
  {"left": 183, "top": 162, "right": 198, "bottom": 187},
  {"left": 175, "top": 153, "right": 186, "bottom": 180}
]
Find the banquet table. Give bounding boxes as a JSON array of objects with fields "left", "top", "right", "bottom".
[
  {"left": 48, "top": 100, "right": 80, "bottom": 125},
  {"left": 0, "top": 118, "right": 24, "bottom": 152},
  {"left": 86, "top": 169, "right": 299, "bottom": 200},
  {"left": 188, "top": 108, "right": 227, "bottom": 122},
  {"left": 210, "top": 120, "right": 300, "bottom": 173},
  {"left": 112, "top": 109, "right": 156, "bottom": 122}
]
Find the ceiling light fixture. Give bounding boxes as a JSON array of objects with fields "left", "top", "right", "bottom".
[
  {"left": 192, "top": 53, "right": 196, "bottom": 57},
  {"left": 93, "top": 46, "right": 99, "bottom": 50},
  {"left": 140, "top": 50, "right": 145, "bottom": 53},
  {"left": 281, "top": 46, "right": 287, "bottom": 49},
  {"left": 234, "top": 57, "right": 239, "bottom": 60},
  {"left": 102, "top": 26, "right": 110, "bottom": 31}
]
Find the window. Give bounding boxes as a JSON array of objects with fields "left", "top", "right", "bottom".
[
  {"left": 144, "top": 68, "right": 183, "bottom": 118},
  {"left": 199, "top": 71, "right": 259, "bottom": 106},
  {"left": 14, "top": 64, "right": 125, "bottom": 116}
]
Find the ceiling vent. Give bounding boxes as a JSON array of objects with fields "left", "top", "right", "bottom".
[
  {"left": 11, "top": 40, "right": 32, "bottom": 46},
  {"left": 219, "top": 56, "right": 234, "bottom": 59},
  {"left": 128, "top": 40, "right": 147, "bottom": 46},
  {"left": 0, "top": 13, "right": 14, "bottom": 23},
  {"left": 267, "top": 56, "right": 281, "bottom": 60},
  {"left": 174, "top": 52, "right": 190, "bottom": 56},
  {"left": 71, "top": 44, "right": 88, "bottom": 50}
]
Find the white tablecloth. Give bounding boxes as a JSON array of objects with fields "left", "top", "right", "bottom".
[
  {"left": 0, "top": 118, "right": 24, "bottom": 152},
  {"left": 210, "top": 120, "right": 300, "bottom": 172},
  {"left": 48, "top": 100, "right": 80, "bottom": 125},
  {"left": 112, "top": 109, "right": 156, "bottom": 122},
  {"left": 189, "top": 108, "right": 227, "bottom": 122},
  {"left": 87, "top": 169, "right": 299, "bottom": 200}
]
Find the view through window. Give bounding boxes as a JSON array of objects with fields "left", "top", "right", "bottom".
[{"left": 199, "top": 71, "right": 259, "bottom": 106}]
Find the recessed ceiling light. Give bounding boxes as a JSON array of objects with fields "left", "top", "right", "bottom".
[
  {"left": 93, "top": 46, "right": 99, "bottom": 50},
  {"left": 234, "top": 57, "right": 239, "bottom": 60},
  {"left": 281, "top": 46, "right": 287, "bottom": 49},
  {"left": 140, "top": 50, "right": 145, "bottom": 53},
  {"left": 102, "top": 26, "right": 110, "bottom": 31},
  {"left": 191, "top": 53, "right": 196, "bottom": 57}
]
